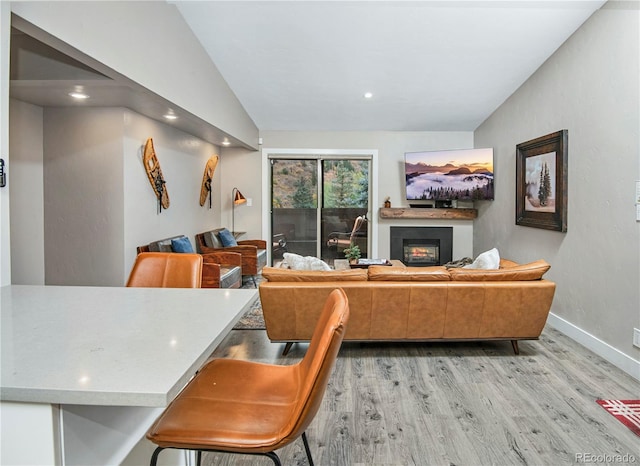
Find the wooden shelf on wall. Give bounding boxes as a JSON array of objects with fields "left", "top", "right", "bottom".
[{"left": 379, "top": 207, "right": 477, "bottom": 220}]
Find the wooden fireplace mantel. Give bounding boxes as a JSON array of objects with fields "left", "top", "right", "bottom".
[{"left": 379, "top": 207, "right": 477, "bottom": 220}]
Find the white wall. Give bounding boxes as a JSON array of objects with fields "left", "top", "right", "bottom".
[
  {"left": 43, "top": 107, "right": 125, "bottom": 286},
  {"left": 9, "top": 105, "right": 223, "bottom": 286},
  {"left": 259, "top": 131, "right": 475, "bottom": 259},
  {"left": 122, "top": 110, "right": 222, "bottom": 279},
  {"left": 0, "top": 2, "right": 10, "bottom": 286},
  {"left": 9, "top": 100, "right": 44, "bottom": 285},
  {"left": 220, "top": 146, "right": 263, "bottom": 240},
  {"left": 474, "top": 3, "right": 640, "bottom": 375}
]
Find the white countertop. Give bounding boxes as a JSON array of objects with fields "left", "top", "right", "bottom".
[{"left": 0, "top": 285, "right": 258, "bottom": 407}]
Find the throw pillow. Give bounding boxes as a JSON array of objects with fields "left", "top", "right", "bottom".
[
  {"left": 463, "top": 248, "right": 500, "bottom": 270},
  {"left": 283, "top": 252, "right": 331, "bottom": 271},
  {"left": 171, "top": 236, "right": 194, "bottom": 253},
  {"left": 217, "top": 228, "right": 238, "bottom": 247}
]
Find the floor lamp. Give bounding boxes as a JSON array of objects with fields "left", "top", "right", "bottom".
[{"left": 232, "top": 187, "right": 247, "bottom": 234}]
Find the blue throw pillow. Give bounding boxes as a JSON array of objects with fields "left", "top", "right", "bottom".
[
  {"left": 217, "top": 228, "right": 238, "bottom": 247},
  {"left": 171, "top": 237, "right": 194, "bottom": 253}
]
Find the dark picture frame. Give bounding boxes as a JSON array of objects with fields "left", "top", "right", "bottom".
[{"left": 516, "top": 130, "right": 568, "bottom": 232}]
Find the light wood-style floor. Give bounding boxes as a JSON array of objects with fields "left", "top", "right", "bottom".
[{"left": 202, "top": 327, "right": 639, "bottom": 466}]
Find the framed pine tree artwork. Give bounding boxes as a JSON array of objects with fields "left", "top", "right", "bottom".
[{"left": 516, "top": 130, "right": 568, "bottom": 232}]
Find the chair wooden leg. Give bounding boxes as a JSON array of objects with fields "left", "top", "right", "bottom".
[
  {"left": 301, "top": 432, "right": 314, "bottom": 466},
  {"left": 150, "top": 447, "right": 164, "bottom": 466},
  {"left": 282, "top": 342, "right": 294, "bottom": 356},
  {"left": 511, "top": 340, "right": 520, "bottom": 355}
]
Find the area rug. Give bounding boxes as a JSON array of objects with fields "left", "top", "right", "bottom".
[
  {"left": 233, "top": 298, "right": 265, "bottom": 330},
  {"left": 596, "top": 399, "right": 640, "bottom": 437},
  {"left": 233, "top": 276, "right": 266, "bottom": 330}
]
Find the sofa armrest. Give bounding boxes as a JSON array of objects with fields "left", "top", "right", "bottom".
[
  {"left": 200, "top": 257, "right": 222, "bottom": 288},
  {"left": 202, "top": 251, "right": 242, "bottom": 267},
  {"left": 201, "top": 244, "right": 258, "bottom": 255},
  {"left": 238, "top": 239, "right": 267, "bottom": 249}
]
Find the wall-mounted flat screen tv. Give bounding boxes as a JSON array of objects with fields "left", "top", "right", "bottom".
[{"left": 405, "top": 147, "right": 494, "bottom": 201}]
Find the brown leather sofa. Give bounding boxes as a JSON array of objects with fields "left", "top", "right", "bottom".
[{"left": 258, "top": 259, "right": 555, "bottom": 354}]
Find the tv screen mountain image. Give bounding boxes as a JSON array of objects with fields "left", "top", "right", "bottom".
[{"left": 405, "top": 147, "right": 494, "bottom": 201}]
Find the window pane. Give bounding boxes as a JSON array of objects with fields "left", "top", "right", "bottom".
[
  {"left": 321, "top": 160, "right": 369, "bottom": 263},
  {"left": 323, "top": 160, "right": 369, "bottom": 208},
  {"left": 271, "top": 160, "right": 318, "bottom": 262},
  {"left": 272, "top": 160, "right": 317, "bottom": 208}
]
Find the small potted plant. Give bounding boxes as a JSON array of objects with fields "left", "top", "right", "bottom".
[{"left": 343, "top": 244, "right": 361, "bottom": 264}]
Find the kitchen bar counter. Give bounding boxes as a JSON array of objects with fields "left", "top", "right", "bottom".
[{"left": 0, "top": 284, "right": 258, "bottom": 465}]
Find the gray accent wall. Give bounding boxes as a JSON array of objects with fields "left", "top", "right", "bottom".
[{"left": 474, "top": 3, "right": 640, "bottom": 372}]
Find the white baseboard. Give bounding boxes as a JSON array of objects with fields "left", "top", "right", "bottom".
[{"left": 547, "top": 312, "right": 640, "bottom": 381}]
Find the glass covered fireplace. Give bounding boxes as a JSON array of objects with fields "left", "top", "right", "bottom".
[
  {"left": 390, "top": 227, "right": 452, "bottom": 266},
  {"left": 403, "top": 242, "right": 440, "bottom": 266}
]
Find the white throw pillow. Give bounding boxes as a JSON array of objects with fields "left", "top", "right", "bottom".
[
  {"left": 463, "top": 248, "right": 500, "bottom": 270},
  {"left": 283, "top": 253, "right": 331, "bottom": 271}
]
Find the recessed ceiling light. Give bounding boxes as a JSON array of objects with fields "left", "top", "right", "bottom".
[
  {"left": 163, "top": 113, "right": 178, "bottom": 120},
  {"left": 69, "top": 92, "right": 89, "bottom": 100},
  {"left": 222, "top": 140, "right": 231, "bottom": 146},
  {"left": 364, "top": 92, "right": 373, "bottom": 99}
]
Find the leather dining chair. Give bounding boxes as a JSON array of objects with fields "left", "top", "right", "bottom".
[
  {"left": 126, "top": 252, "right": 203, "bottom": 288},
  {"left": 145, "top": 288, "right": 350, "bottom": 466}
]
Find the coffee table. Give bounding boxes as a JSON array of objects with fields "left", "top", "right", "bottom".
[{"left": 334, "top": 259, "right": 405, "bottom": 270}]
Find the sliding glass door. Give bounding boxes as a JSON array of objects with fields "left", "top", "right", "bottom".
[{"left": 270, "top": 155, "right": 371, "bottom": 266}]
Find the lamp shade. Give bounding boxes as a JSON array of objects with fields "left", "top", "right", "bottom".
[{"left": 233, "top": 188, "right": 247, "bottom": 205}]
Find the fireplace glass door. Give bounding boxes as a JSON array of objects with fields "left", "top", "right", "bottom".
[
  {"left": 390, "top": 226, "right": 453, "bottom": 266},
  {"left": 404, "top": 242, "right": 440, "bottom": 266}
]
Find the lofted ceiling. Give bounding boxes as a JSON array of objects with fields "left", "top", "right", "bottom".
[
  {"left": 9, "top": 1, "right": 607, "bottom": 143},
  {"left": 9, "top": 26, "right": 247, "bottom": 148},
  {"left": 175, "top": 0, "right": 607, "bottom": 131}
]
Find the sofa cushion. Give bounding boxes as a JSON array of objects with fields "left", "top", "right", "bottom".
[
  {"left": 282, "top": 252, "right": 331, "bottom": 271},
  {"left": 257, "top": 249, "right": 268, "bottom": 269},
  {"left": 368, "top": 266, "right": 451, "bottom": 281},
  {"left": 202, "top": 230, "right": 222, "bottom": 249},
  {"left": 171, "top": 236, "right": 194, "bottom": 253},
  {"left": 219, "top": 266, "right": 242, "bottom": 288},
  {"left": 148, "top": 235, "right": 184, "bottom": 253},
  {"left": 463, "top": 247, "right": 500, "bottom": 269},
  {"left": 217, "top": 228, "right": 238, "bottom": 247},
  {"left": 499, "top": 259, "right": 519, "bottom": 268},
  {"left": 262, "top": 267, "right": 368, "bottom": 282},
  {"left": 450, "top": 260, "right": 550, "bottom": 281}
]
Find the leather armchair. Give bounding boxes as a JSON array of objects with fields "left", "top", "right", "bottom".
[
  {"left": 195, "top": 229, "right": 267, "bottom": 286},
  {"left": 137, "top": 236, "right": 242, "bottom": 289}
]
